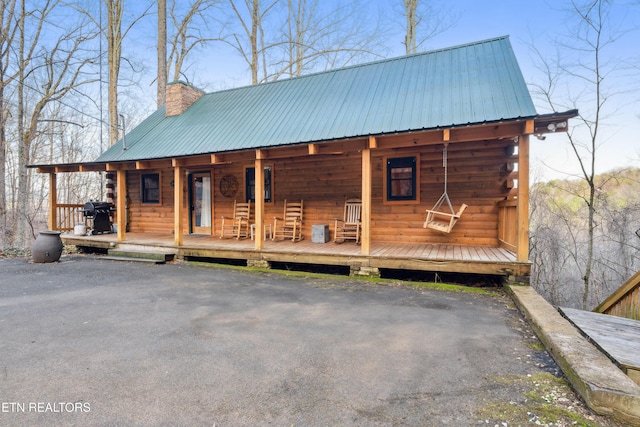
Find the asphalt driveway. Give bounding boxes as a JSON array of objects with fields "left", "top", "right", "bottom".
[{"left": 0, "top": 255, "right": 577, "bottom": 426}]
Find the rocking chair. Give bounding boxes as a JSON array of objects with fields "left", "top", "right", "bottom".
[
  {"left": 220, "top": 200, "right": 251, "bottom": 239},
  {"left": 273, "top": 199, "right": 303, "bottom": 242},
  {"left": 334, "top": 199, "right": 362, "bottom": 243}
]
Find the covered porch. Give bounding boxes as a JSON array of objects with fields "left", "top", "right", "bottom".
[{"left": 40, "top": 121, "right": 540, "bottom": 281}]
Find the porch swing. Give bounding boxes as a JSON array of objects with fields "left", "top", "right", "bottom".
[{"left": 423, "top": 143, "right": 468, "bottom": 233}]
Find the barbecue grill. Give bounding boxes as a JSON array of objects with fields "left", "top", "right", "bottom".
[{"left": 81, "top": 201, "right": 114, "bottom": 234}]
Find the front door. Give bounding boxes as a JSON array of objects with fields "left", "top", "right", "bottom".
[{"left": 190, "top": 172, "right": 212, "bottom": 235}]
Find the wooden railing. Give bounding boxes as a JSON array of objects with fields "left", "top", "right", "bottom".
[
  {"left": 594, "top": 271, "right": 640, "bottom": 321},
  {"left": 497, "top": 199, "right": 517, "bottom": 252},
  {"left": 55, "top": 204, "right": 84, "bottom": 231}
]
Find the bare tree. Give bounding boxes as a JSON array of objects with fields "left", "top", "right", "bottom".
[
  {"left": 400, "top": 0, "right": 455, "bottom": 55},
  {"left": 530, "top": 183, "right": 576, "bottom": 307},
  {"left": 402, "top": 0, "right": 418, "bottom": 55},
  {"left": 0, "top": 0, "right": 18, "bottom": 241},
  {"left": 530, "top": 0, "right": 638, "bottom": 309},
  {"left": 225, "top": 0, "right": 280, "bottom": 84},
  {"left": 273, "top": 0, "right": 384, "bottom": 80},
  {"left": 71, "top": 1, "right": 151, "bottom": 206},
  {"left": 594, "top": 170, "right": 640, "bottom": 297},
  {"left": 15, "top": 0, "right": 98, "bottom": 246},
  {"left": 72, "top": 1, "right": 151, "bottom": 146},
  {"left": 158, "top": 0, "right": 167, "bottom": 107},
  {"left": 530, "top": 168, "right": 640, "bottom": 308},
  {"left": 167, "top": 0, "right": 221, "bottom": 83},
  {"left": 105, "top": 0, "right": 123, "bottom": 146},
  {"left": 34, "top": 105, "right": 103, "bottom": 205},
  {"left": 225, "top": 0, "right": 385, "bottom": 84}
]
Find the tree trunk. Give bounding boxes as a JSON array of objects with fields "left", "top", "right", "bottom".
[
  {"left": 106, "top": 0, "right": 123, "bottom": 206},
  {"left": 250, "top": 0, "right": 259, "bottom": 84},
  {"left": 157, "top": 0, "right": 167, "bottom": 108},
  {"left": 403, "top": 0, "right": 417, "bottom": 55},
  {"left": 0, "top": 86, "right": 6, "bottom": 239},
  {"left": 583, "top": 185, "right": 596, "bottom": 309},
  {"left": 0, "top": 0, "right": 14, "bottom": 241},
  {"left": 107, "top": 0, "right": 122, "bottom": 147},
  {"left": 17, "top": 0, "right": 26, "bottom": 247}
]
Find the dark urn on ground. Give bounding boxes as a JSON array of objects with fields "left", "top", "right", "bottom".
[{"left": 32, "top": 231, "right": 63, "bottom": 263}]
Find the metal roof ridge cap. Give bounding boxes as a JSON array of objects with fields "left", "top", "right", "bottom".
[{"left": 405, "top": 35, "right": 511, "bottom": 58}]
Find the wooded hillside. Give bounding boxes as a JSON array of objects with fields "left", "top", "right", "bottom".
[{"left": 530, "top": 168, "right": 640, "bottom": 310}]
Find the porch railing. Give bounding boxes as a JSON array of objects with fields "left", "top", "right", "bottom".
[
  {"left": 55, "top": 203, "right": 84, "bottom": 232},
  {"left": 497, "top": 199, "right": 517, "bottom": 252},
  {"left": 594, "top": 271, "right": 640, "bottom": 321}
]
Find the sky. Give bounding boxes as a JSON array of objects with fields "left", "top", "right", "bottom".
[
  {"left": 422, "top": 0, "right": 640, "bottom": 182},
  {"left": 129, "top": 0, "right": 639, "bottom": 182}
]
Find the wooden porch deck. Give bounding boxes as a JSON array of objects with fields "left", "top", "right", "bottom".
[
  {"left": 60, "top": 232, "right": 530, "bottom": 278},
  {"left": 560, "top": 307, "right": 640, "bottom": 386}
]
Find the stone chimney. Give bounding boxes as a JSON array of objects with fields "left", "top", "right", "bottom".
[{"left": 165, "top": 81, "right": 204, "bottom": 116}]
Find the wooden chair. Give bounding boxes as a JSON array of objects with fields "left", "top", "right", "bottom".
[
  {"left": 334, "top": 199, "right": 362, "bottom": 243},
  {"left": 220, "top": 200, "right": 251, "bottom": 239},
  {"left": 273, "top": 199, "right": 303, "bottom": 242},
  {"left": 423, "top": 203, "right": 468, "bottom": 234}
]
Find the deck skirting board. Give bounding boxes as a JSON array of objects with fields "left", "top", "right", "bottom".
[{"left": 62, "top": 233, "right": 530, "bottom": 277}]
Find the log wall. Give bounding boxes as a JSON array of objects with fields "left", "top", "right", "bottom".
[
  {"left": 125, "top": 138, "right": 517, "bottom": 247},
  {"left": 127, "top": 169, "right": 180, "bottom": 234},
  {"left": 371, "top": 140, "right": 516, "bottom": 245}
]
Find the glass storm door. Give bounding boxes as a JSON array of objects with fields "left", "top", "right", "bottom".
[{"left": 190, "top": 172, "right": 212, "bottom": 235}]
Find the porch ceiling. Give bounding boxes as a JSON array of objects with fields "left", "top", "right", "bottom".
[{"left": 28, "top": 111, "right": 576, "bottom": 174}]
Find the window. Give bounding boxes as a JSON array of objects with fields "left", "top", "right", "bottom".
[
  {"left": 245, "top": 166, "right": 272, "bottom": 203},
  {"left": 141, "top": 173, "right": 160, "bottom": 204},
  {"left": 386, "top": 156, "right": 418, "bottom": 201}
]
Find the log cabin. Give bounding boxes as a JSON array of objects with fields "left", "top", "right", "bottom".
[{"left": 30, "top": 36, "right": 576, "bottom": 281}]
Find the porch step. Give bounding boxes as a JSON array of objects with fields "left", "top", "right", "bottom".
[
  {"left": 102, "top": 249, "right": 174, "bottom": 264},
  {"left": 100, "top": 255, "right": 165, "bottom": 264}
]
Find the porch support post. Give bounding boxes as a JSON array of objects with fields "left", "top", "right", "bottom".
[
  {"left": 517, "top": 134, "right": 530, "bottom": 262},
  {"left": 254, "top": 156, "right": 264, "bottom": 250},
  {"left": 48, "top": 172, "right": 57, "bottom": 230},
  {"left": 174, "top": 165, "right": 184, "bottom": 246},
  {"left": 361, "top": 141, "right": 373, "bottom": 255},
  {"left": 116, "top": 169, "right": 126, "bottom": 242}
]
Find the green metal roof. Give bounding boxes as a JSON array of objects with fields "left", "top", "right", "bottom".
[{"left": 97, "top": 36, "right": 537, "bottom": 163}]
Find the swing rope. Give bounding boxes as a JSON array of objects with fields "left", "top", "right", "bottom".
[
  {"left": 424, "top": 142, "right": 468, "bottom": 233},
  {"left": 430, "top": 143, "right": 455, "bottom": 215}
]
